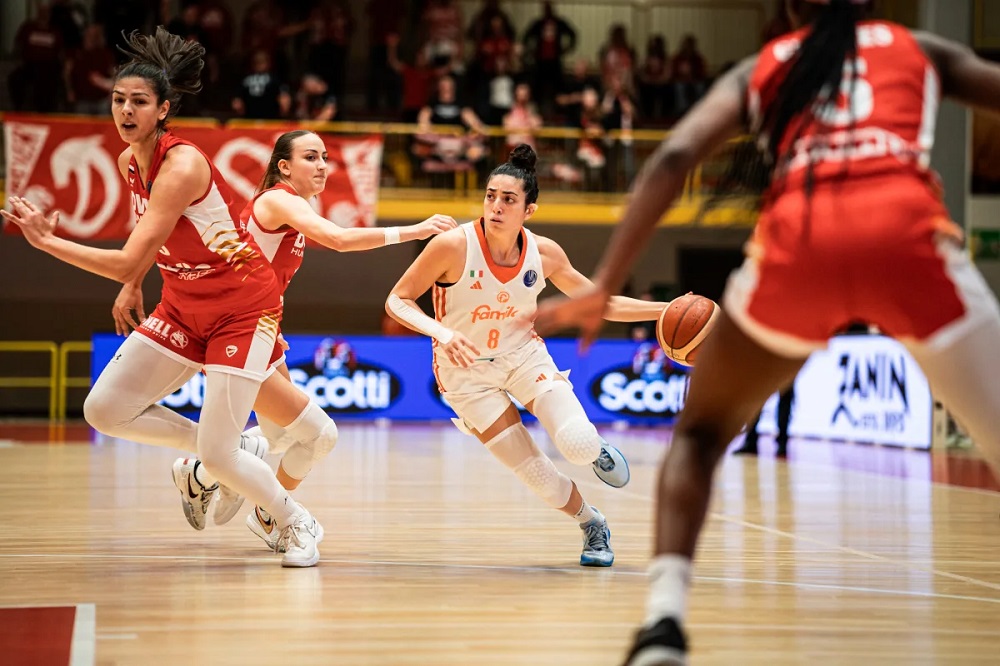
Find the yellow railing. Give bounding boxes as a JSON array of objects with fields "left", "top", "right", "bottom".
[
  {"left": 0, "top": 341, "right": 92, "bottom": 421},
  {"left": 57, "top": 341, "right": 92, "bottom": 421},
  {"left": 0, "top": 342, "right": 59, "bottom": 421}
]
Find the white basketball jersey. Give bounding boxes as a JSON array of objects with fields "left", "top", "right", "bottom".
[{"left": 432, "top": 220, "right": 546, "bottom": 365}]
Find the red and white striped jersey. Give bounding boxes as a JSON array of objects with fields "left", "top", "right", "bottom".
[{"left": 127, "top": 132, "right": 277, "bottom": 311}]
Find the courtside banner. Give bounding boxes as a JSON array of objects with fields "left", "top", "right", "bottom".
[
  {"left": 90, "top": 334, "right": 690, "bottom": 425},
  {"left": 2, "top": 114, "right": 382, "bottom": 239},
  {"left": 90, "top": 333, "right": 931, "bottom": 444}
]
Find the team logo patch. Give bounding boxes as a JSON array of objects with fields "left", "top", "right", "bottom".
[
  {"left": 523, "top": 270, "right": 537, "bottom": 287},
  {"left": 226, "top": 345, "right": 238, "bottom": 358},
  {"left": 169, "top": 331, "right": 189, "bottom": 349},
  {"left": 497, "top": 290, "right": 510, "bottom": 303}
]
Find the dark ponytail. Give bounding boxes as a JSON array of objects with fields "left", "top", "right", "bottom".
[
  {"left": 114, "top": 26, "right": 205, "bottom": 127},
  {"left": 764, "top": 0, "right": 864, "bottom": 169},
  {"left": 488, "top": 143, "right": 540, "bottom": 205},
  {"left": 257, "top": 130, "right": 316, "bottom": 194}
]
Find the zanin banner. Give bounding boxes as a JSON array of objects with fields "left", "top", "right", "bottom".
[{"left": 2, "top": 114, "right": 382, "bottom": 240}]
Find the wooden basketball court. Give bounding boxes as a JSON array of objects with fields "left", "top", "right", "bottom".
[{"left": 1, "top": 421, "right": 998, "bottom": 664}]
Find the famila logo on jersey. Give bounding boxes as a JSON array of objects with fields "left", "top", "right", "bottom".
[
  {"left": 589, "top": 342, "right": 690, "bottom": 419},
  {"left": 470, "top": 304, "right": 519, "bottom": 323}
]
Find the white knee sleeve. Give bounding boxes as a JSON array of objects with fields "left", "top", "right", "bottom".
[
  {"left": 485, "top": 424, "right": 573, "bottom": 509},
  {"left": 531, "top": 381, "right": 602, "bottom": 466},
  {"left": 279, "top": 416, "right": 339, "bottom": 480}
]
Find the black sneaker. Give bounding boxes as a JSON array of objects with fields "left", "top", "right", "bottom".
[{"left": 622, "top": 617, "right": 688, "bottom": 666}]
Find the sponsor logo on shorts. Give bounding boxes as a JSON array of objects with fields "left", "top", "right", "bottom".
[
  {"left": 141, "top": 316, "right": 173, "bottom": 340},
  {"left": 497, "top": 290, "right": 510, "bottom": 303},
  {"left": 226, "top": 345, "right": 238, "bottom": 358},
  {"left": 170, "top": 330, "right": 189, "bottom": 349},
  {"left": 523, "top": 270, "right": 537, "bottom": 287}
]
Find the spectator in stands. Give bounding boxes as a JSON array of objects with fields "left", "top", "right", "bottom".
[
  {"left": 295, "top": 73, "right": 338, "bottom": 121},
  {"left": 467, "top": 0, "right": 515, "bottom": 44},
  {"left": 93, "top": 0, "right": 153, "bottom": 62},
  {"left": 599, "top": 24, "right": 635, "bottom": 97},
  {"left": 555, "top": 58, "right": 601, "bottom": 128},
  {"left": 503, "top": 81, "right": 543, "bottom": 151},
  {"left": 197, "top": 0, "right": 234, "bottom": 57},
  {"left": 637, "top": 35, "right": 671, "bottom": 121},
  {"left": 523, "top": 1, "right": 577, "bottom": 117},
  {"left": 670, "top": 34, "right": 708, "bottom": 115},
  {"left": 232, "top": 50, "right": 291, "bottom": 120},
  {"left": 65, "top": 24, "right": 116, "bottom": 115},
  {"left": 387, "top": 33, "right": 445, "bottom": 123},
  {"left": 415, "top": 74, "right": 488, "bottom": 182},
  {"left": 9, "top": 3, "right": 65, "bottom": 112},
  {"left": 365, "top": 0, "right": 404, "bottom": 114},
  {"left": 166, "top": 4, "right": 207, "bottom": 45},
  {"left": 420, "top": 0, "right": 465, "bottom": 75},
  {"left": 305, "top": 2, "right": 353, "bottom": 109},
  {"left": 50, "top": 0, "right": 87, "bottom": 52},
  {"left": 472, "top": 14, "right": 517, "bottom": 120}
]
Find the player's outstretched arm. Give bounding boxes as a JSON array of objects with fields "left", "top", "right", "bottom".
[
  {"left": 537, "top": 236, "right": 668, "bottom": 322},
  {"left": 257, "top": 190, "right": 458, "bottom": 252},
  {"left": 2, "top": 145, "right": 207, "bottom": 284},
  {"left": 915, "top": 31, "right": 1000, "bottom": 111}
]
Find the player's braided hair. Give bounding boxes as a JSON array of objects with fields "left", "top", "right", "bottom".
[{"left": 114, "top": 26, "right": 205, "bottom": 128}]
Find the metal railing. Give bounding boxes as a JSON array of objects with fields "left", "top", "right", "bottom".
[{"left": 0, "top": 341, "right": 91, "bottom": 421}]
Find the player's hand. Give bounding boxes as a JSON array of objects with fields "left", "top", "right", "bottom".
[
  {"left": 440, "top": 331, "right": 480, "bottom": 368},
  {"left": 277, "top": 333, "right": 290, "bottom": 351},
  {"left": 413, "top": 214, "right": 458, "bottom": 240},
  {"left": 533, "top": 284, "right": 612, "bottom": 352},
  {"left": 112, "top": 282, "right": 146, "bottom": 336},
  {"left": 2, "top": 196, "right": 60, "bottom": 249}
]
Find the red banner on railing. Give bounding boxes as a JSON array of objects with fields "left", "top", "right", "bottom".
[{"left": 2, "top": 114, "right": 383, "bottom": 240}]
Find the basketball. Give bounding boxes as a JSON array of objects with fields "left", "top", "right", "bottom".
[{"left": 655, "top": 294, "right": 720, "bottom": 366}]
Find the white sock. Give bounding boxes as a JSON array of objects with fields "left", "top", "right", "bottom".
[
  {"left": 192, "top": 460, "right": 218, "bottom": 489},
  {"left": 644, "top": 555, "right": 692, "bottom": 627},
  {"left": 573, "top": 502, "right": 598, "bottom": 524}
]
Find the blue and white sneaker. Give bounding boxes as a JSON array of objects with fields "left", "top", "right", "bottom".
[
  {"left": 593, "top": 440, "right": 630, "bottom": 488},
  {"left": 580, "top": 510, "right": 614, "bottom": 567}
]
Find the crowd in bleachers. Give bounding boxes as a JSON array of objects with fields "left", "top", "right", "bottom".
[{"left": 7, "top": 1, "right": 764, "bottom": 189}]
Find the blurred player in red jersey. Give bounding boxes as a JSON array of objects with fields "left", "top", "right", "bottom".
[{"left": 533, "top": 0, "right": 1000, "bottom": 661}]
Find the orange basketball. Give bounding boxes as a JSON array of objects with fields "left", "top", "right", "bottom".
[{"left": 655, "top": 294, "right": 720, "bottom": 367}]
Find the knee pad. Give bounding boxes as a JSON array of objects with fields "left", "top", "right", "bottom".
[
  {"left": 513, "top": 455, "right": 574, "bottom": 509},
  {"left": 532, "top": 381, "right": 601, "bottom": 465},
  {"left": 279, "top": 420, "right": 339, "bottom": 480},
  {"left": 553, "top": 418, "right": 602, "bottom": 466},
  {"left": 484, "top": 424, "right": 573, "bottom": 509}
]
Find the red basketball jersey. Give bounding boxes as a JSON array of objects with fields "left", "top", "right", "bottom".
[
  {"left": 127, "top": 132, "right": 277, "bottom": 311},
  {"left": 240, "top": 182, "right": 305, "bottom": 294},
  {"left": 749, "top": 21, "right": 940, "bottom": 191}
]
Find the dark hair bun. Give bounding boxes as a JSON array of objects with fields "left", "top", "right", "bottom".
[{"left": 509, "top": 144, "right": 537, "bottom": 172}]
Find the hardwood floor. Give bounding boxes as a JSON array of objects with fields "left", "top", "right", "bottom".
[{"left": 1, "top": 422, "right": 998, "bottom": 665}]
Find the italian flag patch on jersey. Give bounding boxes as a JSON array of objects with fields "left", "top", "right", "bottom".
[{"left": 470, "top": 270, "right": 484, "bottom": 278}]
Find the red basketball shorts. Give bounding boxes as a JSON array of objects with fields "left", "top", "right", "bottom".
[
  {"left": 133, "top": 297, "right": 284, "bottom": 380},
  {"left": 725, "top": 175, "right": 1000, "bottom": 357}
]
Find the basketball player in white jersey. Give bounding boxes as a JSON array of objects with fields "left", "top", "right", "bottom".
[{"left": 386, "top": 144, "right": 671, "bottom": 566}]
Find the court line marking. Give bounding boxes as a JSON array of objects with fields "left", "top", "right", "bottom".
[
  {"left": 577, "top": 477, "right": 1000, "bottom": 595},
  {"left": 69, "top": 603, "right": 95, "bottom": 666},
  {"left": 3, "top": 552, "right": 999, "bottom": 606}
]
